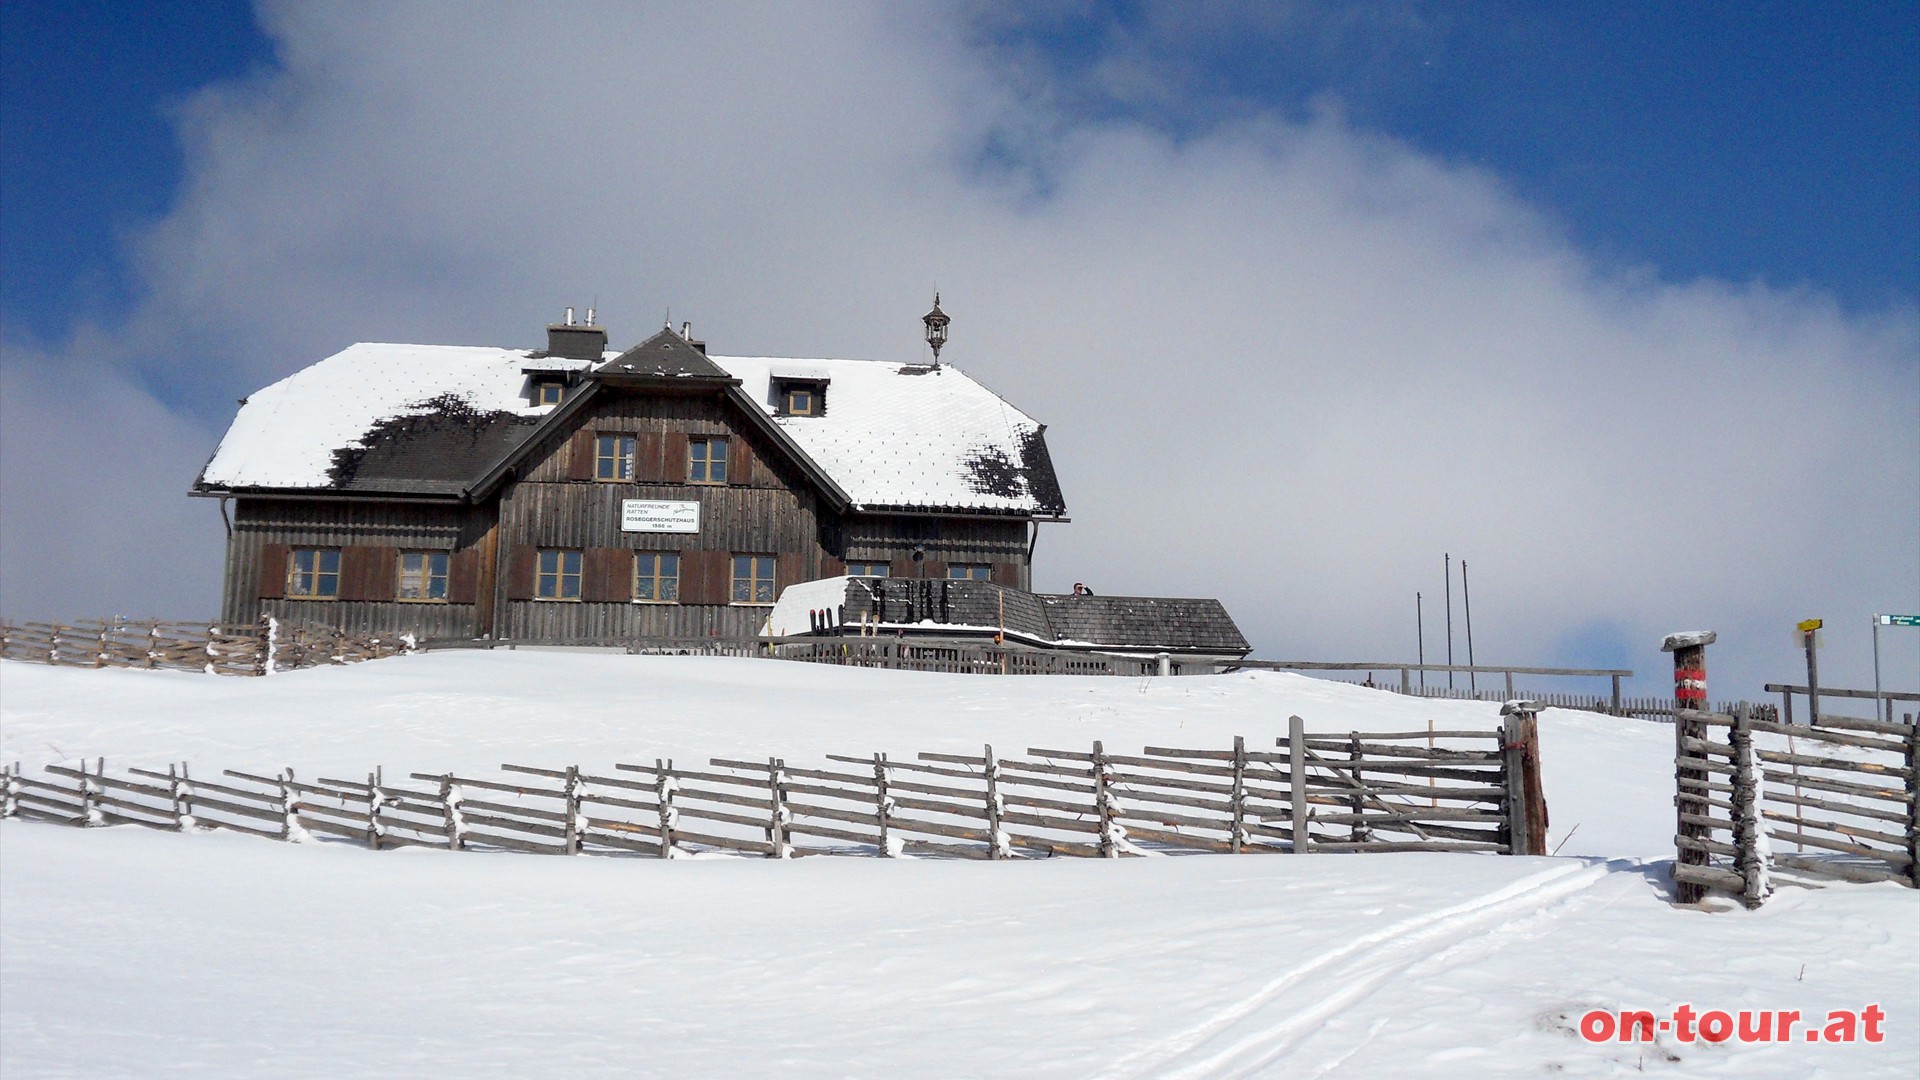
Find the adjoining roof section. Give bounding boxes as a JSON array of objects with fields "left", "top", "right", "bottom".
[
  {"left": 712, "top": 355, "right": 1068, "bottom": 516},
  {"left": 762, "top": 578, "right": 1250, "bottom": 656},
  {"left": 598, "top": 328, "right": 734, "bottom": 380},
  {"left": 196, "top": 342, "right": 596, "bottom": 494}
]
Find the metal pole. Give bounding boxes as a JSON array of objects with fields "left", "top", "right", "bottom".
[
  {"left": 1462, "top": 559, "right": 1476, "bottom": 696},
  {"left": 1416, "top": 592, "right": 1425, "bottom": 692},
  {"left": 1444, "top": 553, "right": 1454, "bottom": 691},
  {"left": 1873, "top": 614, "right": 1885, "bottom": 724},
  {"left": 1804, "top": 623, "right": 1821, "bottom": 726}
]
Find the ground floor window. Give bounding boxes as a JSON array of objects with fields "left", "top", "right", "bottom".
[
  {"left": 635, "top": 552, "right": 680, "bottom": 603},
  {"left": 398, "top": 551, "right": 449, "bottom": 601},
  {"left": 537, "top": 549, "right": 583, "bottom": 600},
  {"left": 948, "top": 563, "right": 992, "bottom": 581},
  {"left": 731, "top": 554, "right": 775, "bottom": 604},
  {"left": 845, "top": 561, "right": 889, "bottom": 577},
  {"left": 287, "top": 549, "right": 341, "bottom": 599}
]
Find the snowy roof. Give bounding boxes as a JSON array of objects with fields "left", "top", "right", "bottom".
[
  {"left": 196, "top": 332, "right": 1066, "bottom": 517},
  {"left": 197, "top": 343, "right": 598, "bottom": 493},
  {"left": 711, "top": 356, "right": 1065, "bottom": 515},
  {"left": 762, "top": 577, "right": 1250, "bottom": 656}
]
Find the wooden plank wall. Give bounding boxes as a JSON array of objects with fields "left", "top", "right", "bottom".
[{"left": 223, "top": 500, "right": 490, "bottom": 639}]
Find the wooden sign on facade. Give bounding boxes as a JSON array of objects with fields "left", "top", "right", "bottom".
[{"left": 621, "top": 500, "right": 701, "bottom": 534}]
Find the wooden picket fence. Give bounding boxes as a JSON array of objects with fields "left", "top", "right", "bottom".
[
  {"left": 0, "top": 618, "right": 413, "bottom": 676},
  {"left": 1, "top": 716, "right": 1548, "bottom": 860},
  {"left": 1672, "top": 704, "right": 1919, "bottom": 906}
]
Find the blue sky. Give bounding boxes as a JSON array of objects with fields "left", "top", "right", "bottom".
[
  {"left": 6, "top": 1, "right": 1914, "bottom": 347},
  {"left": 0, "top": 2, "right": 1914, "bottom": 696}
]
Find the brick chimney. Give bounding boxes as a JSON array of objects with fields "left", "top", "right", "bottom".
[{"left": 545, "top": 306, "right": 607, "bottom": 360}]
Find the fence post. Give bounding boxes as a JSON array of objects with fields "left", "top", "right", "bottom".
[
  {"left": 1288, "top": 715, "right": 1309, "bottom": 853},
  {"left": 1663, "top": 631, "right": 1717, "bottom": 901},
  {"left": 1230, "top": 736, "right": 1247, "bottom": 854},
  {"left": 984, "top": 744, "right": 1007, "bottom": 860},
  {"left": 1727, "top": 703, "right": 1770, "bottom": 907},
  {"left": 768, "top": 757, "right": 790, "bottom": 859},
  {"left": 1499, "top": 701, "right": 1547, "bottom": 855},
  {"left": 1905, "top": 720, "right": 1919, "bottom": 888},
  {"left": 655, "top": 759, "right": 677, "bottom": 858},
  {"left": 873, "top": 753, "right": 893, "bottom": 857},
  {"left": 365, "top": 769, "right": 383, "bottom": 851},
  {"left": 1092, "top": 740, "right": 1119, "bottom": 858},
  {"left": 93, "top": 622, "right": 108, "bottom": 668},
  {"left": 1348, "top": 733, "right": 1370, "bottom": 845},
  {"left": 562, "top": 765, "right": 582, "bottom": 855},
  {"left": 1611, "top": 674, "right": 1622, "bottom": 716},
  {"left": 168, "top": 762, "right": 195, "bottom": 831},
  {"left": 3, "top": 761, "right": 19, "bottom": 819},
  {"left": 76, "top": 757, "right": 98, "bottom": 826},
  {"left": 438, "top": 774, "right": 464, "bottom": 851},
  {"left": 278, "top": 769, "right": 296, "bottom": 840}
]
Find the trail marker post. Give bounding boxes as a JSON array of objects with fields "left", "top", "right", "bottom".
[{"left": 1663, "top": 630, "right": 1716, "bottom": 903}]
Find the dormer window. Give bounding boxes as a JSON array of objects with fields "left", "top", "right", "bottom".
[
  {"left": 773, "top": 378, "right": 827, "bottom": 417},
  {"left": 534, "top": 379, "right": 566, "bottom": 406}
]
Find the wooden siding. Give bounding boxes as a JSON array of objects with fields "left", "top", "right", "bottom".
[
  {"left": 222, "top": 500, "right": 491, "bottom": 640},
  {"left": 845, "top": 515, "right": 1030, "bottom": 590}
]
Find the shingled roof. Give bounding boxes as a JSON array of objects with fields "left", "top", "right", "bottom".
[
  {"left": 193, "top": 328, "right": 1067, "bottom": 518},
  {"left": 762, "top": 577, "right": 1251, "bottom": 656}
]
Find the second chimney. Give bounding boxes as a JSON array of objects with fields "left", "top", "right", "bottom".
[{"left": 546, "top": 307, "right": 607, "bottom": 360}]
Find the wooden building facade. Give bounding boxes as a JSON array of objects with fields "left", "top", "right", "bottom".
[{"left": 196, "top": 318, "right": 1065, "bottom": 644}]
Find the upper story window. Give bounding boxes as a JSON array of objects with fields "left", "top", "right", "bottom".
[
  {"left": 537, "top": 550, "right": 583, "bottom": 600},
  {"left": 596, "top": 434, "right": 635, "bottom": 481},
  {"left": 774, "top": 379, "right": 826, "bottom": 416},
  {"left": 635, "top": 552, "right": 679, "bottom": 603},
  {"left": 398, "top": 551, "right": 449, "bottom": 602},
  {"left": 534, "top": 380, "right": 566, "bottom": 406},
  {"left": 845, "top": 562, "right": 889, "bottom": 577},
  {"left": 948, "top": 563, "right": 992, "bottom": 581},
  {"left": 287, "top": 549, "right": 341, "bottom": 600},
  {"left": 731, "top": 554, "right": 776, "bottom": 604},
  {"left": 689, "top": 436, "right": 729, "bottom": 484}
]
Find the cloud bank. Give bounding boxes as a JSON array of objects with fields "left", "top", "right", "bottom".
[{"left": 2, "top": 1, "right": 1913, "bottom": 699}]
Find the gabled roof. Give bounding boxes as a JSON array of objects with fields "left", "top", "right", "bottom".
[
  {"left": 194, "top": 330, "right": 1068, "bottom": 518},
  {"left": 599, "top": 329, "right": 735, "bottom": 380},
  {"left": 760, "top": 577, "right": 1251, "bottom": 656}
]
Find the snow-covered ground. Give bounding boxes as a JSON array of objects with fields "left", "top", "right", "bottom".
[{"left": 3, "top": 653, "right": 1915, "bottom": 1077}]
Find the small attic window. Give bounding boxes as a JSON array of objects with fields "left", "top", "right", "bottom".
[
  {"left": 534, "top": 379, "right": 566, "bottom": 406},
  {"left": 773, "top": 379, "right": 826, "bottom": 417}
]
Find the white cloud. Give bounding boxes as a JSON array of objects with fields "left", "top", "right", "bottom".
[{"left": 1, "top": 1, "right": 1912, "bottom": 701}]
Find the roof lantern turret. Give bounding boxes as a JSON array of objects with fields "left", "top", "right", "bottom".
[{"left": 922, "top": 293, "right": 949, "bottom": 368}]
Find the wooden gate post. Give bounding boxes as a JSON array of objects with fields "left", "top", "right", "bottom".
[
  {"left": 1498, "top": 701, "right": 1548, "bottom": 855},
  {"left": 1288, "top": 715, "right": 1309, "bottom": 853},
  {"left": 1664, "top": 630, "right": 1717, "bottom": 902}
]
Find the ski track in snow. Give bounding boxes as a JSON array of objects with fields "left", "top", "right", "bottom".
[{"left": 1098, "top": 861, "right": 1612, "bottom": 1079}]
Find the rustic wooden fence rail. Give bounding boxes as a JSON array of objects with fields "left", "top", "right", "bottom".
[
  {"left": 1, "top": 717, "right": 1550, "bottom": 861},
  {"left": 0, "top": 617, "right": 413, "bottom": 676},
  {"left": 1672, "top": 704, "right": 1919, "bottom": 907}
]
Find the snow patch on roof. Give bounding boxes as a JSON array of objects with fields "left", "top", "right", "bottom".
[
  {"left": 712, "top": 356, "right": 1059, "bottom": 513},
  {"left": 200, "top": 343, "right": 610, "bottom": 489}
]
